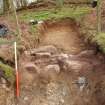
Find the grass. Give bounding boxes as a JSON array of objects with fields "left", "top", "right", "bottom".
[
  {"left": 19, "top": 6, "right": 91, "bottom": 22},
  {"left": 95, "top": 33, "right": 105, "bottom": 53},
  {"left": 0, "top": 38, "right": 16, "bottom": 45},
  {"left": 0, "top": 62, "right": 15, "bottom": 84}
]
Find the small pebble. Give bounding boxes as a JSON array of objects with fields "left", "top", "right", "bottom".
[{"left": 24, "top": 96, "right": 29, "bottom": 101}]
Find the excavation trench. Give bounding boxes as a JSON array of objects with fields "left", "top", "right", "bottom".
[
  {"left": 39, "top": 18, "right": 87, "bottom": 54},
  {"left": 0, "top": 18, "right": 105, "bottom": 105}
]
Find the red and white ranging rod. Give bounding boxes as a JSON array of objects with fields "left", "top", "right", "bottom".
[{"left": 14, "top": 42, "right": 20, "bottom": 98}]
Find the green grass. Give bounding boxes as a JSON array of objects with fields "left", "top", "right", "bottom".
[
  {"left": 0, "top": 38, "right": 16, "bottom": 45},
  {"left": 0, "top": 62, "right": 15, "bottom": 84},
  {"left": 19, "top": 7, "right": 91, "bottom": 22},
  {"left": 95, "top": 33, "right": 105, "bottom": 53}
]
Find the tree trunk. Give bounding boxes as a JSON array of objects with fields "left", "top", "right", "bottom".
[
  {"left": 56, "top": 0, "right": 64, "bottom": 8},
  {"left": 15, "top": 0, "right": 21, "bottom": 8},
  {"left": 20, "top": 0, "right": 27, "bottom": 7},
  {"left": 97, "top": 0, "right": 102, "bottom": 34},
  {"left": 3, "top": 0, "right": 9, "bottom": 13}
]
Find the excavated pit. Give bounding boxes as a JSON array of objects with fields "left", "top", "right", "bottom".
[
  {"left": 39, "top": 18, "right": 87, "bottom": 54},
  {"left": 0, "top": 19, "right": 105, "bottom": 105},
  {"left": 16, "top": 45, "right": 105, "bottom": 105}
]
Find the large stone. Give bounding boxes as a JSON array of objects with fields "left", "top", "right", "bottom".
[
  {"left": 77, "top": 50, "right": 95, "bottom": 58},
  {"left": 44, "top": 64, "right": 60, "bottom": 74},
  {"left": 58, "top": 58, "right": 93, "bottom": 73},
  {"left": 67, "top": 60, "right": 93, "bottom": 71},
  {"left": 24, "top": 62, "right": 40, "bottom": 74},
  {"left": 66, "top": 60, "right": 83, "bottom": 72},
  {"left": 39, "top": 64, "right": 60, "bottom": 82},
  {"left": 57, "top": 53, "right": 69, "bottom": 60},
  {"left": 33, "top": 52, "right": 51, "bottom": 58},
  {"left": 25, "top": 45, "right": 58, "bottom": 55}
]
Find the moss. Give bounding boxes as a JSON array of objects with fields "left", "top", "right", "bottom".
[
  {"left": 95, "top": 33, "right": 105, "bottom": 53},
  {"left": 0, "top": 62, "right": 15, "bottom": 84},
  {"left": 19, "top": 7, "right": 91, "bottom": 22}
]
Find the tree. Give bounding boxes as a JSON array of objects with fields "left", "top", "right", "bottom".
[
  {"left": 20, "top": 0, "right": 27, "bottom": 7},
  {"left": 56, "top": 0, "right": 64, "bottom": 8},
  {"left": 97, "top": 0, "right": 102, "bottom": 34},
  {"left": 3, "top": 0, "right": 9, "bottom": 13},
  {"left": 15, "top": 0, "right": 21, "bottom": 8}
]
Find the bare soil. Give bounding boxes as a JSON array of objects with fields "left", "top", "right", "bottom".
[
  {"left": 39, "top": 19, "right": 87, "bottom": 54},
  {"left": 0, "top": 15, "right": 105, "bottom": 105}
]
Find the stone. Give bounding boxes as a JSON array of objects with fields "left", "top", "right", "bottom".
[
  {"left": 57, "top": 53, "right": 69, "bottom": 61},
  {"left": 2, "top": 84, "right": 6, "bottom": 89},
  {"left": 60, "top": 54, "right": 69, "bottom": 59},
  {"left": 24, "top": 62, "right": 40, "bottom": 74},
  {"left": 77, "top": 50, "right": 95, "bottom": 58},
  {"left": 0, "top": 24, "right": 8, "bottom": 36},
  {"left": 66, "top": 60, "right": 83, "bottom": 70},
  {"left": 1, "top": 77, "right": 6, "bottom": 84},
  {"left": 38, "top": 20, "right": 44, "bottom": 24},
  {"left": 59, "top": 59, "right": 93, "bottom": 73},
  {"left": 60, "top": 99, "right": 65, "bottom": 104},
  {"left": 25, "top": 45, "right": 58, "bottom": 55},
  {"left": 44, "top": 64, "right": 60, "bottom": 74},
  {"left": 29, "top": 19, "right": 38, "bottom": 25},
  {"left": 74, "top": 77, "right": 88, "bottom": 92},
  {"left": 34, "top": 52, "right": 51, "bottom": 58},
  {"left": 24, "top": 96, "right": 29, "bottom": 101},
  {"left": 78, "top": 77, "right": 87, "bottom": 85}
]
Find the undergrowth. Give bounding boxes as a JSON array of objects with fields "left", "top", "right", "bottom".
[
  {"left": 95, "top": 33, "right": 105, "bottom": 53},
  {"left": 0, "top": 62, "right": 15, "bottom": 84},
  {"left": 19, "top": 7, "right": 91, "bottom": 22}
]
